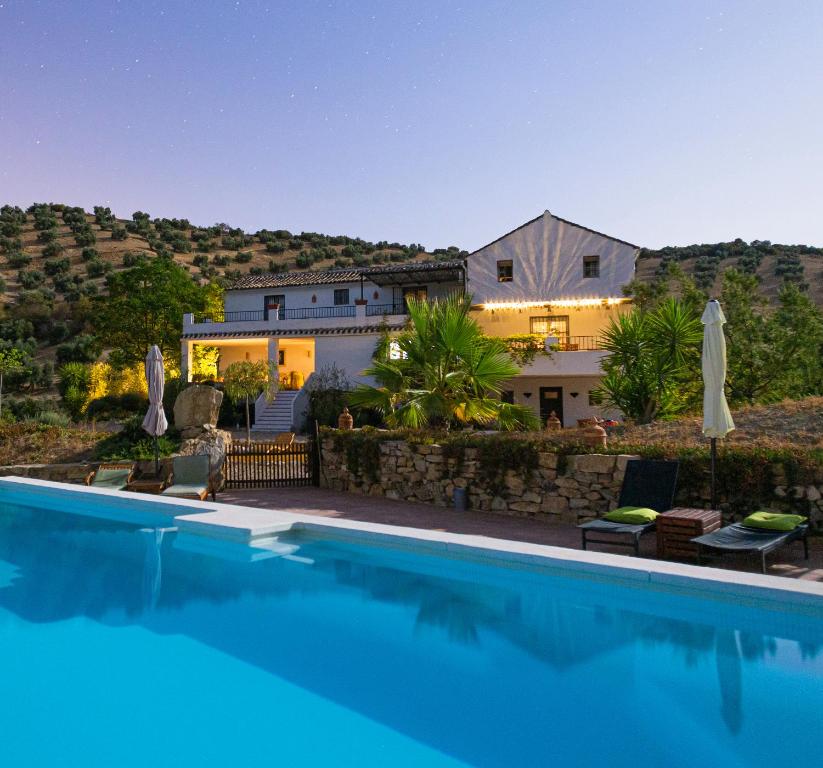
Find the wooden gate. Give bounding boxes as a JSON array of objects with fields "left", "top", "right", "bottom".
[{"left": 224, "top": 440, "right": 318, "bottom": 488}]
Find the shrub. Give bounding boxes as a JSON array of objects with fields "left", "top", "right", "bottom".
[
  {"left": 74, "top": 229, "right": 96, "bottom": 247},
  {"left": 6, "top": 251, "right": 31, "bottom": 268},
  {"left": 37, "top": 228, "right": 58, "bottom": 244},
  {"left": 1, "top": 236, "right": 23, "bottom": 254},
  {"left": 93, "top": 415, "right": 180, "bottom": 460},
  {"left": 28, "top": 410, "right": 71, "bottom": 428},
  {"left": 81, "top": 246, "right": 99, "bottom": 262},
  {"left": 307, "top": 364, "right": 353, "bottom": 427},
  {"left": 111, "top": 225, "right": 128, "bottom": 240},
  {"left": 212, "top": 254, "right": 230, "bottom": 266},
  {"left": 44, "top": 257, "right": 71, "bottom": 276},
  {"left": 18, "top": 270, "right": 45, "bottom": 289},
  {"left": 192, "top": 253, "right": 209, "bottom": 268},
  {"left": 94, "top": 206, "right": 114, "bottom": 227},
  {"left": 234, "top": 250, "right": 253, "bottom": 263},
  {"left": 294, "top": 251, "right": 311, "bottom": 268},
  {"left": 265, "top": 241, "right": 286, "bottom": 254},
  {"left": 196, "top": 239, "right": 214, "bottom": 253},
  {"left": 41, "top": 241, "right": 64, "bottom": 259},
  {"left": 86, "top": 259, "right": 110, "bottom": 278},
  {"left": 85, "top": 393, "right": 149, "bottom": 421},
  {"left": 56, "top": 334, "right": 101, "bottom": 364},
  {"left": 122, "top": 250, "right": 146, "bottom": 267}
]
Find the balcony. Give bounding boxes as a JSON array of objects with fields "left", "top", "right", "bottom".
[
  {"left": 183, "top": 302, "right": 406, "bottom": 337},
  {"left": 518, "top": 335, "right": 608, "bottom": 377}
]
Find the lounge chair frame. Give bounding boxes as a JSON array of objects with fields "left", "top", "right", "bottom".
[
  {"left": 579, "top": 459, "right": 680, "bottom": 556},
  {"left": 84, "top": 462, "right": 135, "bottom": 488},
  {"left": 693, "top": 522, "right": 809, "bottom": 574}
]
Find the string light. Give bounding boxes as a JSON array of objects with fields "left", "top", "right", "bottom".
[{"left": 480, "top": 297, "right": 629, "bottom": 311}]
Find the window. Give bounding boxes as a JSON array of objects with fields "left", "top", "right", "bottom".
[
  {"left": 278, "top": 349, "right": 285, "bottom": 366},
  {"left": 496, "top": 259, "right": 513, "bottom": 282},
  {"left": 334, "top": 288, "right": 350, "bottom": 305},
  {"left": 583, "top": 255, "right": 600, "bottom": 278},
  {"left": 530, "top": 315, "right": 569, "bottom": 341}
]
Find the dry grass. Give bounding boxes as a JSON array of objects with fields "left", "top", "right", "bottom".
[
  {"left": 620, "top": 397, "right": 823, "bottom": 450},
  {"left": 0, "top": 423, "right": 107, "bottom": 465}
]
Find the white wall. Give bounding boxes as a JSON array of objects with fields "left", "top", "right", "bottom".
[
  {"left": 466, "top": 211, "right": 638, "bottom": 304},
  {"left": 504, "top": 375, "right": 619, "bottom": 427},
  {"left": 314, "top": 334, "right": 380, "bottom": 386},
  {"left": 474, "top": 304, "right": 627, "bottom": 337},
  {"left": 225, "top": 281, "right": 370, "bottom": 313},
  {"left": 225, "top": 278, "right": 464, "bottom": 314}
]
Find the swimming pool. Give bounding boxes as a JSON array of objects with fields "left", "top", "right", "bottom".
[{"left": 0, "top": 480, "right": 821, "bottom": 767}]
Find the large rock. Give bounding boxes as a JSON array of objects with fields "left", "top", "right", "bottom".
[
  {"left": 177, "top": 425, "right": 232, "bottom": 489},
  {"left": 173, "top": 385, "right": 223, "bottom": 430}
]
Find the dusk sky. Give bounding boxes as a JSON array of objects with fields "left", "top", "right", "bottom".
[{"left": 2, "top": 0, "right": 822, "bottom": 251}]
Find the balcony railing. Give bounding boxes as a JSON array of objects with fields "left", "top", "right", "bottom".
[
  {"left": 282, "top": 305, "right": 355, "bottom": 320},
  {"left": 192, "top": 306, "right": 356, "bottom": 323},
  {"left": 194, "top": 310, "right": 265, "bottom": 323},
  {"left": 365, "top": 302, "right": 408, "bottom": 317},
  {"left": 552, "top": 335, "right": 605, "bottom": 351}
]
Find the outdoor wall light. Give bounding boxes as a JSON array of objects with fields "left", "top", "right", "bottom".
[
  {"left": 570, "top": 392, "right": 579, "bottom": 398},
  {"left": 523, "top": 392, "right": 532, "bottom": 398}
]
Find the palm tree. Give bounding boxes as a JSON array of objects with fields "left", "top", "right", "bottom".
[
  {"left": 348, "top": 294, "right": 538, "bottom": 430},
  {"left": 594, "top": 298, "right": 702, "bottom": 423}
]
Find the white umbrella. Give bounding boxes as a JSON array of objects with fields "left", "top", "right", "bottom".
[
  {"left": 701, "top": 300, "right": 734, "bottom": 510},
  {"left": 142, "top": 345, "right": 168, "bottom": 475}
]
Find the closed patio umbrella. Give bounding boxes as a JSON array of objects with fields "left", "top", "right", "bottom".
[
  {"left": 701, "top": 300, "right": 735, "bottom": 510},
  {"left": 142, "top": 345, "right": 168, "bottom": 476}
]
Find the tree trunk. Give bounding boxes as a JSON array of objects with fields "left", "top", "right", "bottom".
[
  {"left": 245, "top": 395, "right": 251, "bottom": 443},
  {"left": 0, "top": 371, "right": 3, "bottom": 420}
]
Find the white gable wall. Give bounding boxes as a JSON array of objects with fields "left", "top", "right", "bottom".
[{"left": 466, "top": 211, "right": 637, "bottom": 304}]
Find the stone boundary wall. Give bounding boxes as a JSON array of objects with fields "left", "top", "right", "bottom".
[
  {"left": 320, "top": 438, "right": 637, "bottom": 524},
  {"left": 320, "top": 437, "right": 823, "bottom": 526}
]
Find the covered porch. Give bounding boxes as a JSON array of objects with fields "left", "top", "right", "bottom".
[{"left": 181, "top": 336, "right": 316, "bottom": 390}]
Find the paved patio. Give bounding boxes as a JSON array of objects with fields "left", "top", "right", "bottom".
[{"left": 218, "top": 487, "right": 823, "bottom": 582}]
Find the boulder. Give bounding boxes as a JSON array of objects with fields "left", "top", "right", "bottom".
[
  {"left": 177, "top": 424, "right": 232, "bottom": 489},
  {"left": 173, "top": 385, "right": 223, "bottom": 431}
]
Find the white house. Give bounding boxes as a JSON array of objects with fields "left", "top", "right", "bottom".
[{"left": 180, "top": 210, "right": 638, "bottom": 431}]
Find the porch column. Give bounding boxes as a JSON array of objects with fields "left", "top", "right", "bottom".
[
  {"left": 267, "top": 337, "right": 279, "bottom": 372},
  {"left": 181, "top": 339, "right": 193, "bottom": 382}
]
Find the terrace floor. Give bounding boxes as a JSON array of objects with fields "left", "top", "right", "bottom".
[{"left": 219, "top": 487, "right": 823, "bottom": 582}]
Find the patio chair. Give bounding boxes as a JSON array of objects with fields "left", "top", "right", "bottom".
[
  {"left": 161, "top": 454, "right": 215, "bottom": 501},
  {"left": 578, "top": 459, "right": 679, "bottom": 556},
  {"left": 271, "top": 432, "right": 295, "bottom": 451},
  {"left": 85, "top": 462, "right": 135, "bottom": 491},
  {"left": 693, "top": 521, "right": 809, "bottom": 574}
]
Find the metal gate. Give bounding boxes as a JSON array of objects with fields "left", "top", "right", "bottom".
[{"left": 224, "top": 440, "right": 318, "bottom": 488}]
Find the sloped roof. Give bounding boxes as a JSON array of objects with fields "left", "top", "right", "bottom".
[
  {"left": 468, "top": 210, "right": 639, "bottom": 255},
  {"left": 230, "top": 259, "right": 464, "bottom": 291},
  {"left": 182, "top": 324, "right": 399, "bottom": 340}
]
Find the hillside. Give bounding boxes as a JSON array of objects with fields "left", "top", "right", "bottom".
[
  {"left": 636, "top": 240, "right": 823, "bottom": 306},
  {"left": 0, "top": 202, "right": 465, "bottom": 310}
]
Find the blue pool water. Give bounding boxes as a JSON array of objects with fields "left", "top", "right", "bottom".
[{"left": 0, "top": 499, "right": 821, "bottom": 767}]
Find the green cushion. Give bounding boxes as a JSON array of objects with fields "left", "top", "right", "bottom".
[
  {"left": 742, "top": 511, "right": 806, "bottom": 532},
  {"left": 172, "top": 454, "right": 209, "bottom": 485},
  {"left": 604, "top": 506, "right": 659, "bottom": 525},
  {"left": 162, "top": 484, "right": 207, "bottom": 498},
  {"left": 92, "top": 468, "right": 130, "bottom": 489}
]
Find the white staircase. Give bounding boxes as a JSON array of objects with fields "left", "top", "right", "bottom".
[{"left": 252, "top": 391, "right": 299, "bottom": 432}]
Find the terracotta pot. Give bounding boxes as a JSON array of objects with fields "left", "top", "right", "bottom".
[
  {"left": 338, "top": 406, "right": 354, "bottom": 430},
  {"left": 583, "top": 422, "right": 607, "bottom": 448}
]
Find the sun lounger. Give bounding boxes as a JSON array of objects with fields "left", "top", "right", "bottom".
[
  {"left": 161, "top": 454, "right": 215, "bottom": 501},
  {"left": 85, "top": 462, "right": 135, "bottom": 490},
  {"left": 693, "top": 522, "right": 809, "bottom": 574},
  {"left": 578, "top": 459, "right": 679, "bottom": 556}
]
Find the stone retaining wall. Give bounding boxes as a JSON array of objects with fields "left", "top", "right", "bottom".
[
  {"left": 320, "top": 437, "right": 823, "bottom": 526},
  {"left": 320, "top": 438, "right": 637, "bottom": 524}
]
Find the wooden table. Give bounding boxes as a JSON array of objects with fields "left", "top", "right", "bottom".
[
  {"left": 657, "top": 507, "right": 722, "bottom": 560},
  {"left": 126, "top": 478, "right": 166, "bottom": 494}
]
